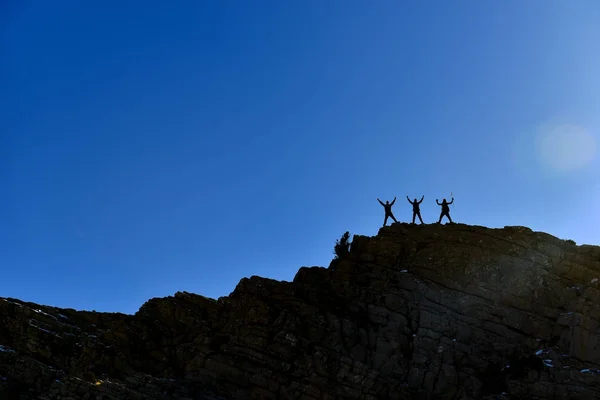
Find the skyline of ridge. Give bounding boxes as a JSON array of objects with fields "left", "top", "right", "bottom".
[{"left": 3, "top": 1, "right": 600, "bottom": 314}]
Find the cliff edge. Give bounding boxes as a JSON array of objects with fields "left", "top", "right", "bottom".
[{"left": 2, "top": 223, "right": 600, "bottom": 399}]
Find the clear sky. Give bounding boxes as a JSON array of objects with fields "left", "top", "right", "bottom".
[{"left": 2, "top": 1, "right": 599, "bottom": 314}]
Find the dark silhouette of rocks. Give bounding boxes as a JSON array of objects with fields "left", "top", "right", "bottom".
[{"left": 2, "top": 223, "right": 600, "bottom": 399}]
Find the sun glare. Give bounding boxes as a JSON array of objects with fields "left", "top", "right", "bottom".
[{"left": 535, "top": 124, "right": 597, "bottom": 173}]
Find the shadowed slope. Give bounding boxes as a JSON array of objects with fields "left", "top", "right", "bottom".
[{"left": 2, "top": 223, "right": 600, "bottom": 399}]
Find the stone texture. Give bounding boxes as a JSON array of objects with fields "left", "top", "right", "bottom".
[{"left": 2, "top": 223, "right": 600, "bottom": 399}]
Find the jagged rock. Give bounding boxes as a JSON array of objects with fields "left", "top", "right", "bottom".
[{"left": 2, "top": 223, "right": 600, "bottom": 399}]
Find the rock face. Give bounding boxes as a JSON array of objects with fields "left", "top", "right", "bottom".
[{"left": 2, "top": 223, "right": 600, "bottom": 399}]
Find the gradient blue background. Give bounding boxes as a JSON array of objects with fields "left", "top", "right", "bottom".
[{"left": 2, "top": 1, "right": 599, "bottom": 314}]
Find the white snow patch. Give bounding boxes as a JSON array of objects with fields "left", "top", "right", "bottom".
[
  {"left": 400, "top": 269, "right": 408, "bottom": 273},
  {"left": 543, "top": 359, "right": 554, "bottom": 367},
  {"left": 0, "top": 345, "right": 15, "bottom": 353},
  {"left": 33, "top": 309, "right": 58, "bottom": 321},
  {"left": 28, "top": 320, "right": 62, "bottom": 338},
  {"left": 591, "top": 278, "right": 598, "bottom": 284},
  {"left": 2, "top": 299, "right": 22, "bottom": 307}
]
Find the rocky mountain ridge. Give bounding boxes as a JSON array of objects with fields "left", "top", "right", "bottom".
[{"left": 2, "top": 222, "right": 600, "bottom": 399}]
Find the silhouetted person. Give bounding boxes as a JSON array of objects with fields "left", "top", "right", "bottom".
[
  {"left": 407, "top": 195, "right": 424, "bottom": 224},
  {"left": 436, "top": 197, "right": 454, "bottom": 224},
  {"left": 377, "top": 197, "right": 398, "bottom": 226}
]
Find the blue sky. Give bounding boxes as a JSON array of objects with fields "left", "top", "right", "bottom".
[{"left": 2, "top": 1, "right": 599, "bottom": 314}]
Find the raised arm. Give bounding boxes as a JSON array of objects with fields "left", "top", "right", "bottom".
[
  {"left": 436, "top": 199, "right": 441, "bottom": 205},
  {"left": 377, "top": 198, "right": 385, "bottom": 206},
  {"left": 418, "top": 195, "right": 424, "bottom": 204},
  {"left": 406, "top": 196, "right": 412, "bottom": 204},
  {"left": 448, "top": 197, "right": 454, "bottom": 205},
  {"left": 390, "top": 197, "right": 396, "bottom": 205}
]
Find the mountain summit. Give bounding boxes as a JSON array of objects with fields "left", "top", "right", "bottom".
[{"left": 2, "top": 223, "right": 600, "bottom": 399}]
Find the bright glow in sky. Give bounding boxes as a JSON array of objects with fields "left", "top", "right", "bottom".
[
  {"left": 2, "top": 1, "right": 600, "bottom": 314},
  {"left": 536, "top": 124, "right": 597, "bottom": 173}
]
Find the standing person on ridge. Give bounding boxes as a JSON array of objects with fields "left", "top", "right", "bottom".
[
  {"left": 407, "top": 195, "right": 425, "bottom": 224},
  {"left": 377, "top": 197, "right": 398, "bottom": 226},
  {"left": 436, "top": 197, "right": 454, "bottom": 224}
]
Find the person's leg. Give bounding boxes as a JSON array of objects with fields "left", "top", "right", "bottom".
[
  {"left": 412, "top": 212, "right": 416, "bottom": 224},
  {"left": 417, "top": 212, "right": 424, "bottom": 224},
  {"left": 441, "top": 212, "right": 450, "bottom": 223},
  {"left": 391, "top": 212, "right": 398, "bottom": 223},
  {"left": 384, "top": 214, "right": 389, "bottom": 226},
  {"left": 438, "top": 211, "right": 443, "bottom": 224},
  {"left": 447, "top": 213, "right": 453, "bottom": 223}
]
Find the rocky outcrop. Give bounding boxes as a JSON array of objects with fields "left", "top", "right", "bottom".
[{"left": 2, "top": 223, "right": 600, "bottom": 399}]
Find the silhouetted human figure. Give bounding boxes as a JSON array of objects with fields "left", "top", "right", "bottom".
[
  {"left": 407, "top": 195, "right": 424, "bottom": 224},
  {"left": 436, "top": 197, "right": 454, "bottom": 224},
  {"left": 377, "top": 197, "right": 398, "bottom": 226}
]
